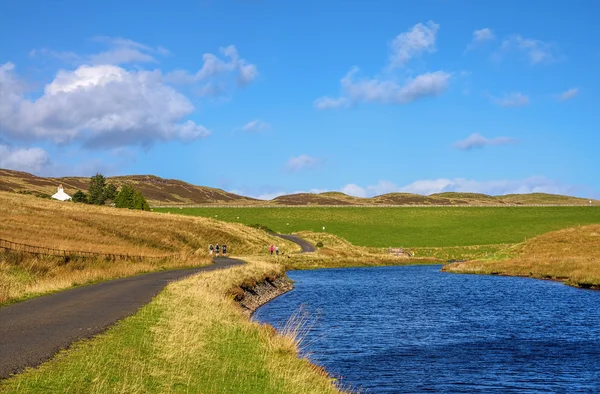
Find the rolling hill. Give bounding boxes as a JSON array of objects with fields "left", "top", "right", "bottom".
[
  {"left": 1, "top": 168, "right": 597, "bottom": 206},
  {"left": 0, "top": 169, "right": 259, "bottom": 206}
]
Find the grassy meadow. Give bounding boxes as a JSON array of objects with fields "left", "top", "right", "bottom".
[
  {"left": 0, "top": 260, "right": 346, "bottom": 394},
  {"left": 155, "top": 206, "right": 600, "bottom": 248}
]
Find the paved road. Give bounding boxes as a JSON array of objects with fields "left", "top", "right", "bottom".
[
  {"left": 273, "top": 233, "right": 316, "bottom": 253},
  {"left": 0, "top": 257, "right": 244, "bottom": 380}
]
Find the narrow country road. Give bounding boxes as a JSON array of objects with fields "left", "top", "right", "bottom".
[
  {"left": 0, "top": 234, "right": 312, "bottom": 380},
  {"left": 0, "top": 257, "right": 244, "bottom": 380},
  {"left": 273, "top": 233, "right": 316, "bottom": 253}
]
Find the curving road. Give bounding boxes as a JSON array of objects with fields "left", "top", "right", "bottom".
[
  {"left": 0, "top": 234, "right": 313, "bottom": 380},
  {"left": 273, "top": 233, "right": 316, "bottom": 253},
  {"left": 0, "top": 258, "right": 244, "bottom": 380}
]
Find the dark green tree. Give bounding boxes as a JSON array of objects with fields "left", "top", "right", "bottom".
[
  {"left": 72, "top": 190, "right": 88, "bottom": 203},
  {"left": 114, "top": 184, "right": 149, "bottom": 210},
  {"left": 88, "top": 173, "right": 107, "bottom": 205},
  {"left": 133, "top": 189, "right": 150, "bottom": 211},
  {"left": 103, "top": 183, "right": 117, "bottom": 202},
  {"left": 114, "top": 184, "right": 135, "bottom": 208}
]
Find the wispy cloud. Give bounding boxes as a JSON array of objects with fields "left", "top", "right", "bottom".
[
  {"left": 315, "top": 68, "right": 451, "bottom": 108},
  {"left": 489, "top": 92, "right": 530, "bottom": 107},
  {"left": 340, "top": 176, "right": 579, "bottom": 197},
  {"left": 389, "top": 21, "right": 439, "bottom": 68},
  {"left": 466, "top": 28, "right": 495, "bottom": 50},
  {"left": 285, "top": 155, "right": 323, "bottom": 172},
  {"left": 453, "top": 133, "right": 517, "bottom": 150},
  {"left": 165, "top": 45, "right": 258, "bottom": 89},
  {"left": 242, "top": 120, "right": 270, "bottom": 132},
  {"left": 30, "top": 37, "right": 168, "bottom": 66},
  {"left": 557, "top": 88, "right": 579, "bottom": 101},
  {"left": 494, "top": 35, "right": 559, "bottom": 65},
  {"left": 315, "top": 21, "right": 450, "bottom": 110}
]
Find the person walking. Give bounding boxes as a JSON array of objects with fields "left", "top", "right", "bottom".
[
  {"left": 222, "top": 244, "right": 227, "bottom": 257},
  {"left": 270, "top": 245, "right": 274, "bottom": 255},
  {"left": 215, "top": 243, "right": 220, "bottom": 257},
  {"left": 208, "top": 243, "right": 214, "bottom": 256},
  {"left": 275, "top": 246, "right": 279, "bottom": 256}
]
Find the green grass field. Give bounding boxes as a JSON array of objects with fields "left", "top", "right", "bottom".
[{"left": 156, "top": 207, "right": 600, "bottom": 248}]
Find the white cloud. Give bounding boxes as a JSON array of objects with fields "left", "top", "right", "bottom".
[
  {"left": 165, "top": 45, "right": 258, "bottom": 90},
  {"left": 31, "top": 37, "right": 167, "bottom": 66},
  {"left": 473, "top": 28, "right": 495, "bottom": 43},
  {"left": 0, "top": 145, "right": 50, "bottom": 173},
  {"left": 315, "top": 22, "right": 449, "bottom": 109},
  {"left": 466, "top": 28, "right": 495, "bottom": 50},
  {"left": 558, "top": 88, "right": 578, "bottom": 101},
  {"left": 317, "top": 68, "right": 451, "bottom": 108},
  {"left": 490, "top": 92, "right": 530, "bottom": 107},
  {"left": 400, "top": 176, "right": 573, "bottom": 196},
  {"left": 313, "top": 96, "right": 349, "bottom": 109},
  {"left": 453, "top": 133, "right": 517, "bottom": 150},
  {"left": 340, "top": 177, "right": 576, "bottom": 197},
  {"left": 0, "top": 63, "right": 210, "bottom": 148},
  {"left": 256, "top": 191, "right": 287, "bottom": 201},
  {"left": 340, "top": 184, "right": 367, "bottom": 198},
  {"left": 242, "top": 120, "right": 270, "bottom": 132},
  {"left": 389, "top": 21, "right": 439, "bottom": 68},
  {"left": 286, "top": 155, "right": 322, "bottom": 172},
  {"left": 495, "top": 35, "right": 558, "bottom": 65}
]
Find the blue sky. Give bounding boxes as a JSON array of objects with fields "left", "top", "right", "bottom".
[{"left": 1, "top": 0, "right": 598, "bottom": 199}]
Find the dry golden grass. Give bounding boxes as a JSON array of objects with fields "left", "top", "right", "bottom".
[
  {"left": 0, "top": 191, "right": 296, "bottom": 304},
  {"left": 0, "top": 191, "right": 295, "bottom": 256},
  {"left": 2, "top": 259, "right": 346, "bottom": 393},
  {"left": 283, "top": 231, "right": 439, "bottom": 270},
  {"left": 444, "top": 224, "right": 600, "bottom": 288}
]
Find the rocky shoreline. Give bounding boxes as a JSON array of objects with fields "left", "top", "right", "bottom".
[{"left": 237, "top": 276, "right": 294, "bottom": 317}]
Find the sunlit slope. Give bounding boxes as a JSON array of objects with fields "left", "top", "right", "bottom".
[
  {"left": 0, "top": 191, "right": 292, "bottom": 256},
  {"left": 445, "top": 225, "right": 600, "bottom": 288},
  {"left": 156, "top": 206, "right": 600, "bottom": 247}
]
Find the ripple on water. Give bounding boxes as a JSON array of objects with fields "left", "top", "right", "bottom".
[{"left": 253, "top": 265, "right": 600, "bottom": 393}]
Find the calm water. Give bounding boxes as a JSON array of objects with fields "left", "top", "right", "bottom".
[{"left": 253, "top": 265, "right": 600, "bottom": 393}]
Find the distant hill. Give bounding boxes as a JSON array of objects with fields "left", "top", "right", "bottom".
[
  {"left": 0, "top": 169, "right": 259, "bottom": 206},
  {"left": 1, "top": 168, "right": 598, "bottom": 206}
]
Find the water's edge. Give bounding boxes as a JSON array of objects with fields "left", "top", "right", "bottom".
[{"left": 238, "top": 275, "right": 294, "bottom": 317}]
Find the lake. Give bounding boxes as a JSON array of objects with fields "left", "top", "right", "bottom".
[{"left": 253, "top": 265, "right": 600, "bottom": 393}]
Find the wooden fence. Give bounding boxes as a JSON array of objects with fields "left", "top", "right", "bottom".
[{"left": 0, "top": 238, "right": 174, "bottom": 262}]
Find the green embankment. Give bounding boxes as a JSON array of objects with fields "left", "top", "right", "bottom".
[
  {"left": 156, "top": 207, "right": 600, "bottom": 248},
  {"left": 0, "top": 261, "right": 344, "bottom": 394}
]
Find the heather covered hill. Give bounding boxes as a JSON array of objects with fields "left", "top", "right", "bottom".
[
  {"left": 1, "top": 169, "right": 598, "bottom": 206},
  {"left": 0, "top": 169, "right": 258, "bottom": 206}
]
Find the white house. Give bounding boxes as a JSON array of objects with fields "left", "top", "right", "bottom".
[{"left": 52, "top": 185, "right": 72, "bottom": 201}]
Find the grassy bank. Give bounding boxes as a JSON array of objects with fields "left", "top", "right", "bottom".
[
  {"left": 283, "top": 231, "right": 440, "bottom": 270},
  {"left": 155, "top": 206, "right": 600, "bottom": 247},
  {"left": 0, "top": 259, "right": 345, "bottom": 394},
  {"left": 0, "top": 192, "right": 296, "bottom": 304},
  {"left": 444, "top": 225, "right": 600, "bottom": 289}
]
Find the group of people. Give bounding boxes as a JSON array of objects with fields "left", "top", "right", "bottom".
[
  {"left": 208, "top": 243, "right": 227, "bottom": 257},
  {"left": 270, "top": 245, "right": 280, "bottom": 256},
  {"left": 209, "top": 243, "right": 282, "bottom": 257}
]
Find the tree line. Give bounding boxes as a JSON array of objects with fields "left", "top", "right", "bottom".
[{"left": 72, "top": 174, "right": 150, "bottom": 211}]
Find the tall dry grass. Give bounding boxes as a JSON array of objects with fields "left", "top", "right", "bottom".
[
  {"left": 444, "top": 225, "right": 600, "bottom": 287},
  {"left": 2, "top": 259, "right": 347, "bottom": 394},
  {"left": 0, "top": 250, "right": 210, "bottom": 305},
  {"left": 0, "top": 191, "right": 296, "bottom": 303}
]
